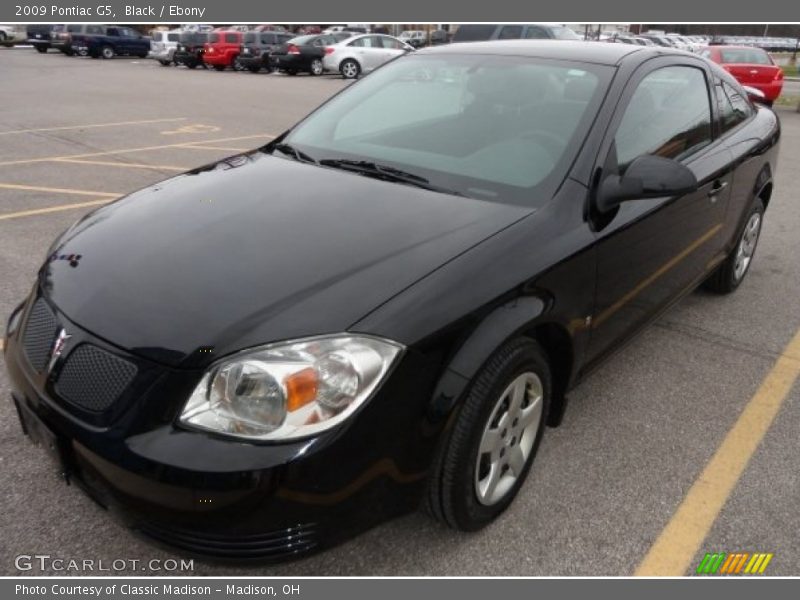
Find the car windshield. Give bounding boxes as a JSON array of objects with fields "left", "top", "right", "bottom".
[
  {"left": 720, "top": 48, "right": 772, "bottom": 65},
  {"left": 282, "top": 54, "right": 611, "bottom": 205}
]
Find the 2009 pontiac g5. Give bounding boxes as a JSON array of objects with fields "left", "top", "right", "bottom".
[{"left": 5, "top": 41, "right": 779, "bottom": 560}]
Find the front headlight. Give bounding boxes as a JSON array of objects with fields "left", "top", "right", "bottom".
[{"left": 178, "top": 334, "right": 404, "bottom": 441}]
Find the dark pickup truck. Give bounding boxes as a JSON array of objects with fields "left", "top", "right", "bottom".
[{"left": 71, "top": 26, "right": 150, "bottom": 59}]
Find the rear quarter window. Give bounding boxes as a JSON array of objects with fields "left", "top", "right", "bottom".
[
  {"left": 167, "top": 33, "right": 179, "bottom": 42},
  {"left": 224, "top": 33, "right": 238, "bottom": 43}
]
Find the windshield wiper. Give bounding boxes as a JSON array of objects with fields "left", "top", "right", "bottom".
[
  {"left": 272, "top": 143, "right": 317, "bottom": 164},
  {"left": 319, "top": 159, "right": 462, "bottom": 196}
]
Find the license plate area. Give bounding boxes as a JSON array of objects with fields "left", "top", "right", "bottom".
[{"left": 14, "top": 397, "right": 70, "bottom": 481}]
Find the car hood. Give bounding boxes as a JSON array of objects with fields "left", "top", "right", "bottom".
[{"left": 41, "top": 152, "right": 530, "bottom": 368}]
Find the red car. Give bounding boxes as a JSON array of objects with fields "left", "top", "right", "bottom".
[
  {"left": 701, "top": 46, "right": 783, "bottom": 104},
  {"left": 202, "top": 30, "right": 244, "bottom": 71}
]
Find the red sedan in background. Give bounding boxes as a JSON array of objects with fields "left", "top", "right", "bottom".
[{"left": 701, "top": 46, "right": 784, "bottom": 104}]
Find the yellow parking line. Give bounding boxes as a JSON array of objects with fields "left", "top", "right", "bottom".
[
  {"left": 0, "top": 199, "right": 115, "bottom": 221},
  {"left": 183, "top": 145, "right": 251, "bottom": 152},
  {"left": 635, "top": 327, "right": 800, "bottom": 576},
  {"left": 0, "top": 134, "right": 275, "bottom": 167},
  {"left": 0, "top": 118, "right": 187, "bottom": 136},
  {"left": 0, "top": 183, "right": 120, "bottom": 197},
  {"left": 54, "top": 158, "right": 187, "bottom": 172}
]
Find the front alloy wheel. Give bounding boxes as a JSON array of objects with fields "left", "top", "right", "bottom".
[
  {"left": 426, "top": 338, "right": 551, "bottom": 530},
  {"left": 475, "top": 373, "right": 544, "bottom": 506}
]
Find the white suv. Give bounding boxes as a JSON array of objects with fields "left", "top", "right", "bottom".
[{"left": 149, "top": 29, "right": 182, "bottom": 65}]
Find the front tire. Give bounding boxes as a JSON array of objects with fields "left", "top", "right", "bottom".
[
  {"left": 340, "top": 58, "right": 360, "bottom": 79},
  {"left": 100, "top": 45, "right": 114, "bottom": 59},
  {"left": 310, "top": 58, "right": 323, "bottom": 76},
  {"left": 425, "top": 338, "right": 551, "bottom": 531},
  {"left": 704, "top": 199, "right": 765, "bottom": 294}
]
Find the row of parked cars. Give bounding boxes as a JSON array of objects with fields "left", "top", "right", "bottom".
[
  {"left": 27, "top": 24, "right": 418, "bottom": 78},
  {"left": 19, "top": 23, "right": 790, "bottom": 100}
]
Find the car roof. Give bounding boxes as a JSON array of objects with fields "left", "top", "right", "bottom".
[{"left": 418, "top": 40, "right": 682, "bottom": 66}]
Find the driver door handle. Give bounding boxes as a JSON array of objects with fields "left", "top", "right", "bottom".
[{"left": 707, "top": 180, "right": 728, "bottom": 200}]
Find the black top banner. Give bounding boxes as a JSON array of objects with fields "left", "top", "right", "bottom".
[{"left": 1, "top": 0, "right": 798, "bottom": 23}]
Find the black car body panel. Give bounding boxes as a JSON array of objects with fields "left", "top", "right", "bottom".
[
  {"left": 39, "top": 153, "right": 530, "bottom": 368},
  {"left": 270, "top": 34, "right": 335, "bottom": 73},
  {"left": 4, "top": 41, "right": 780, "bottom": 560}
]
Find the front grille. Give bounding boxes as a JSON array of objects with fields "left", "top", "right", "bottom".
[
  {"left": 135, "top": 521, "right": 318, "bottom": 559},
  {"left": 22, "top": 298, "right": 58, "bottom": 372},
  {"left": 55, "top": 344, "right": 137, "bottom": 412}
]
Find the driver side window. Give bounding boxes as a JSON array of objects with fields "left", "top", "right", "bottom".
[{"left": 615, "top": 66, "right": 712, "bottom": 171}]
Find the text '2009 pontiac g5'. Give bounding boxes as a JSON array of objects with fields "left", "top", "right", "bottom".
[{"left": 5, "top": 41, "right": 779, "bottom": 560}]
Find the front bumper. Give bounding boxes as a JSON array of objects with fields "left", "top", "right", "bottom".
[{"left": 4, "top": 292, "right": 437, "bottom": 560}]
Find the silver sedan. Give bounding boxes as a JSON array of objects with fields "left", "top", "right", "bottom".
[{"left": 323, "top": 33, "right": 414, "bottom": 79}]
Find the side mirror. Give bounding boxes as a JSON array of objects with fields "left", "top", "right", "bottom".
[
  {"left": 596, "top": 154, "right": 697, "bottom": 213},
  {"left": 742, "top": 85, "right": 768, "bottom": 105}
]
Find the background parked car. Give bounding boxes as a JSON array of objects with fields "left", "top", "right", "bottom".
[
  {"left": 71, "top": 26, "right": 150, "bottom": 59},
  {"left": 237, "top": 31, "right": 294, "bottom": 73},
  {"left": 429, "top": 29, "right": 450, "bottom": 45},
  {"left": 26, "top": 25, "right": 55, "bottom": 52},
  {"left": 700, "top": 45, "right": 784, "bottom": 104},
  {"left": 270, "top": 34, "right": 338, "bottom": 76},
  {"left": 399, "top": 30, "right": 428, "bottom": 48},
  {"left": 50, "top": 24, "right": 101, "bottom": 55},
  {"left": 452, "top": 24, "right": 580, "bottom": 43},
  {"left": 323, "top": 34, "right": 413, "bottom": 79},
  {"left": 203, "top": 30, "right": 245, "bottom": 71},
  {"left": 0, "top": 24, "right": 27, "bottom": 47},
  {"left": 149, "top": 29, "right": 182, "bottom": 66},
  {"left": 173, "top": 32, "right": 209, "bottom": 69}
]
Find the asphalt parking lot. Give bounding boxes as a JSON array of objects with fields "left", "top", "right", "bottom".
[{"left": 1, "top": 47, "right": 799, "bottom": 577}]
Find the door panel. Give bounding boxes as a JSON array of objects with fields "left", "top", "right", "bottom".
[{"left": 586, "top": 61, "right": 733, "bottom": 366}]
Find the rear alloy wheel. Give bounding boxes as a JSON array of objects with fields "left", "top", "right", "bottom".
[
  {"left": 426, "top": 338, "right": 550, "bottom": 530},
  {"left": 340, "top": 58, "right": 360, "bottom": 79},
  {"left": 704, "top": 199, "right": 765, "bottom": 294},
  {"left": 310, "top": 58, "right": 324, "bottom": 76},
  {"left": 100, "top": 45, "right": 114, "bottom": 59}
]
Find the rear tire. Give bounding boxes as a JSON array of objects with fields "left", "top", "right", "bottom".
[
  {"left": 425, "top": 338, "right": 551, "bottom": 531},
  {"left": 704, "top": 199, "right": 765, "bottom": 294},
  {"left": 340, "top": 58, "right": 360, "bottom": 79},
  {"left": 286, "top": 69, "right": 298, "bottom": 76},
  {"left": 158, "top": 59, "right": 171, "bottom": 66},
  {"left": 212, "top": 64, "right": 226, "bottom": 71},
  {"left": 310, "top": 58, "right": 324, "bottom": 76}
]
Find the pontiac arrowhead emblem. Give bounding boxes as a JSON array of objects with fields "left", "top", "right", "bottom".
[{"left": 48, "top": 328, "right": 72, "bottom": 373}]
